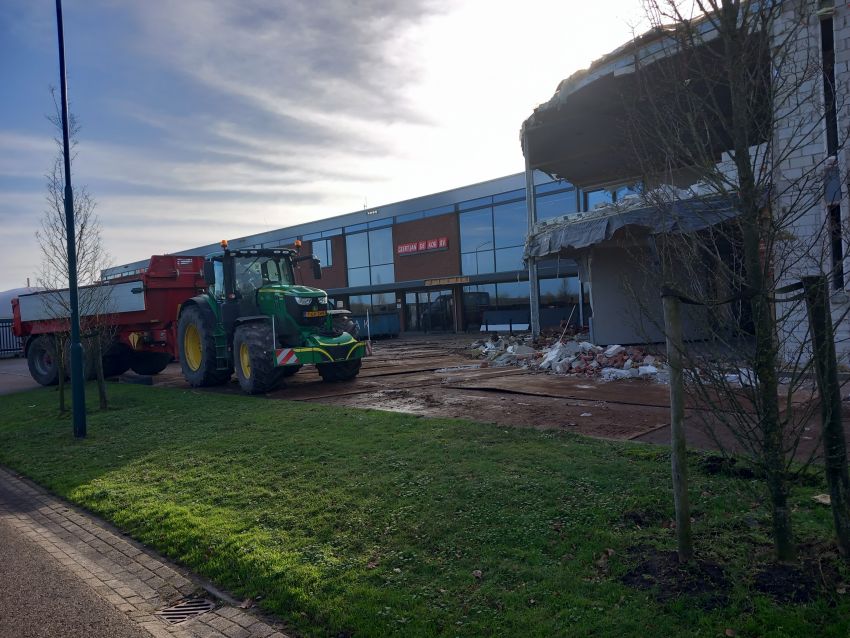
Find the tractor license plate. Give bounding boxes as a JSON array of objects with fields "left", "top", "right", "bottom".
[{"left": 304, "top": 310, "right": 327, "bottom": 318}]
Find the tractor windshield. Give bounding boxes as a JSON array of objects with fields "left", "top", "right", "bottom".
[{"left": 234, "top": 254, "right": 295, "bottom": 297}]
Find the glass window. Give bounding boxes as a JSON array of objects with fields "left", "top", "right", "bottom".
[
  {"left": 346, "top": 232, "right": 369, "bottom": 268},
  {"left": 211, "top": 259, "right": 225, "bottom": 299},
  {"left": 536, "top": 179, "right": 573, "bottom": 195},
  {"left": 493, "top": 188, "right": 525, "bottom": 203},
  {"left": 368, "top": 218, "right": 393, "bottom": 229},
  {"left": 395, "top": 211, "right": 423, "bottom": 224},
  {"left": 493, "top": 200, "right": 527, "bottom": 248},
  {"left": 345, "top": 223, "right": 368, "bottom": 233},
  {"left": 348, "top": 266, "right": 370, "bottom": 287},
  {"left": 422, "top": 204, "right": 455, "bottom": 218},
  {"left": 584, "top": 189, "right": 613, "bottom": 210},
  {"left": 536, "top": 189, "right": 578, "bottom": 220},
  {"left": 459, "top": 208, "right": 494, "bottom": 253},
  {"left": 495, "top": 246, "right": 525, "bottom": 272},
  {"left": 461, "top": 284, "right": 495, "bottom": 330},
  {"left": 614, "top": 183, "right": 641, "bottom": 201},
  {"left": 368, "top": 227, "right": 394, "bottom": 265},
  {"left": 496, "top": 281, "right": 530, "bottom": 308},
  {"left": 302, "top": 232, "right": 321, "bottom": 240},
  {"left": 349, "top": 294, "right": 371, "bottom": 314},
  {"left": 322, "top": 228, "right": 342, "bottom": 237},
  {"left": 372, "top": 292, "right": 395, "bottom": 312},
  {"left": 370, "top": 263, "right": 395, "bottom": 285},
  {"left": 458, "top": 195, "right": 492, "bottom": 211},
  {"left": 539, "top": 276, "right": 581, "bottom": 304},
  {"left": 312, "top": 239, "right": 333, "bottom": 268},
  {"left": 461, "top": 250, "right": 495, "bottom": 276}
]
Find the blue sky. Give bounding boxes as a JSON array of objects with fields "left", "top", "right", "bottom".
[{"left": 0, "top": 0, "right": 645, "bottom": 291}]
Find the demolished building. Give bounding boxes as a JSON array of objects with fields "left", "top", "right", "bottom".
[{"left": 519, "top": 2, "right": 850, "bottom": 360}]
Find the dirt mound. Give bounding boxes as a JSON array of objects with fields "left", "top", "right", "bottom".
[{"left": 621, "top": 548, "right": 731, "bottom": 610}]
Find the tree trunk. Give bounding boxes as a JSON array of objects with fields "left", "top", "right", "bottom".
[
  {"left": 93, "top": 335, "right": 108, "bottom": 410},
  {"left": 662, "top": 290, "right": 693, "bottom": 562},
  {"left": 57, "top": 336, "right": 67, "bottom": 414},
  {"left": 803, "top": 276, "right": 850, "bottom": 558}
]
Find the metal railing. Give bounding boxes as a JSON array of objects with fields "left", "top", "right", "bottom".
[{"left": 0, "top": 319, "right": 22, "bottom": 357}]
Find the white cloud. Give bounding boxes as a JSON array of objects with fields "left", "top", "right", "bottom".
[{"left": 1, "top": 0, "right": 649, "bottom": 290}]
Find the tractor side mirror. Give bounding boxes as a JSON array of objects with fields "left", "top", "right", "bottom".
[
  {"left": 203, "top": 261, "right": 216, "bottom": 286},
  {"left": 312, "top": 258, "right": 322, "bottom": 280}
]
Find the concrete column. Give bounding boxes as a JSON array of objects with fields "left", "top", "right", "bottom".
[{"left": 524, "top": 140, "right": 541, "bottom": 337}]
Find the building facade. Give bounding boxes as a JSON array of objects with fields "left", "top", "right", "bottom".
[{"left": 105, "top": 172, "right": 601, "bottom": 335}]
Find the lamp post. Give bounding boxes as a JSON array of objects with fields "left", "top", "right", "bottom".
[{"left": 55, "top": 0, "right": 87, "bottom": 438}]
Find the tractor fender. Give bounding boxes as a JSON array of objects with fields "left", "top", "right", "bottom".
[
  {"left": 233, "top": 315, "right": 271, "bottom": 326},
  {"left": 178, "top": 295, "right": 220, "bottom": 322}
]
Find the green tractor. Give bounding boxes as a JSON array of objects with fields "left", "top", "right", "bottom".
[{"left": 177, "top": 243, "right": 367, "bottom": 394}]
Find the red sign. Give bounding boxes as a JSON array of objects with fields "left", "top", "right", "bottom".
[{"left": 397, "top": 236, "right": 449, "bottom": 256}]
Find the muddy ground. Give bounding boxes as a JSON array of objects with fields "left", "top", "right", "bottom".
[{"left": 150, "top": 334, "right": 841, "bottom": 460}]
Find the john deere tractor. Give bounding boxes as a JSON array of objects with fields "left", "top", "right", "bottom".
[{"left": 177, "top": 242, "right": 367, "bottom": 394}]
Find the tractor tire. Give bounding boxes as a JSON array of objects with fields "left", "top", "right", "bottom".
[
  {"left": 178, "top": 305, "right": 231, "bottom": 387},
  {"left": 27, "top": 335, "right": 60, "bottom": 386},
  {"left": 102, "top": 343, "right": 132, "bottom": 377},
  {"left": 130, "top": 351, "right": 172, "bottom": 375},
  {"left": 233, "top": 322, "right": 283, "bottom": 394},
  {"left": 317, "top": 358, "right": 362, "bottom": 382}
]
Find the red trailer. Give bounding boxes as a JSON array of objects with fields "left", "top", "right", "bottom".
[{"left": 12, "top": 255, "right": 207, "bottom": 385}]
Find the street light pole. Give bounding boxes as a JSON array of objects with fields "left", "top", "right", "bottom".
[{"left": 55, "top": 0, "right": 87, "bottom": 438}]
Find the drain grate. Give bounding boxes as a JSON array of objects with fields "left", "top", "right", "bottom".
[{"left": 155, "top": 598, "right": 216, "bottom": 624}]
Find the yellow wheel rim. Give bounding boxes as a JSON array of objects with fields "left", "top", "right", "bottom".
[
  {"left": 240, "top": 342, "right": 252, "bottom": 379},
  {"left": 183, "top": 323, "right": 203, "bottom": 372}
]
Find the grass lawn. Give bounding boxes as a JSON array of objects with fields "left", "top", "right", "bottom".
[{"left": 0, "top": 384, "right": 847, "bottom": 637}]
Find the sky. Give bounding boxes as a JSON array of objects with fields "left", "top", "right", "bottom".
[{"left": 0, "top": 0, "right": 648, "bottom": 292}]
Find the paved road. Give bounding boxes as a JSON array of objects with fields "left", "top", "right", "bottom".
[
  {"left": 0, "top": 518, "right": 148, "bottom": 638},
  {"left": 0, "top": 357, "right": 39, "bottom": 396},
  {"left": 0, "top": 468, "right": 289, "bottom": 638}
]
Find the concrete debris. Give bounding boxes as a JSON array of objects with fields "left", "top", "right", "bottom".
[
  {"left": 604, "top": 344, "right": 625, "bottom": 358},
  {"left": 468, "top": 331, "right": 668, "bottom": 382}
]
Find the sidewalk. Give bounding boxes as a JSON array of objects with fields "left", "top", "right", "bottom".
[{"left": 0, "top": 467, "right": 289, "bottom": 638}]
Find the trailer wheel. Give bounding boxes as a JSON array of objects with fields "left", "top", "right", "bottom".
[
  {"left": 130, "top": 352, "right": 172, "bottom": 375},
  {"left": 233, "top": 322, "right": 283, "bottom": 394},
  {"left": 27, "top": 335, "right": 60, "bottom": 386},
  {"left": 102, "top": 343, "right": 132, "bottom": 377},
  {"left": 178, "top": 305, "right": 231, "bottom": 387},
  {"left": 317, "top": 358, "right": 362, "bottom": 382}
]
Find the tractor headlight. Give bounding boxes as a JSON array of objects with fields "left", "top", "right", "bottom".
[
  {"left": 318, "top": 296, "right": 328, "bottom": 305},
  {"left": 294, "top": 296, "right": 314, "bottom": 306}
]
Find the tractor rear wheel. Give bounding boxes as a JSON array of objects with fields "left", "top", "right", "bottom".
[
  {"left": 27, "top": 335, "right": 60, "bottom": 386},
  {"left": 233, "top": 322, "right": 283, "bottom": 394},
  {"left": 178, "top": 305, "right": 231, "bottom": 387},
  {"left": 317, "top": 358, "right": 362, "bottom": 382},
  {"left": 130, "top": 351, "right": 172, "bottom": 375}
]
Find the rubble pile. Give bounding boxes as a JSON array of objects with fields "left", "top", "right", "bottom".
[{"left": 469, "top": 333, "right": 668, "bottom": 382}]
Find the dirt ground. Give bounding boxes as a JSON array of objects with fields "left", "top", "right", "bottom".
[{"left": 148, "top": 334, "right": 842, "bottom": 460}]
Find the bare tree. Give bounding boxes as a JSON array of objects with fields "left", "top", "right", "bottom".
[
  {"left": 37, "top": 88, "right": 113, "bottom": 411},
  {"left": 620, "top": 0, "right": 850, "bottom": 561}
]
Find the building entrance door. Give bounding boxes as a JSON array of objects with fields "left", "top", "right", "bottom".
[{"left": 404, "top": 289, "right": 455, "bottom": 332}]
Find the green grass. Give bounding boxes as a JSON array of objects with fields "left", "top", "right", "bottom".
[{"left": 0, "top": 384, "right": 846, "bottom": 637}]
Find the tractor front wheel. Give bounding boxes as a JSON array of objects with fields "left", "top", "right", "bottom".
[
  {"left": 178, "top": 305, "right": 231, "bottom": 387},
  {"left": 317, "top": 359, "right": 362, "bottom": 382},
  {"left": 233, "top": 322, "right": 283, "bottom": 394}
]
